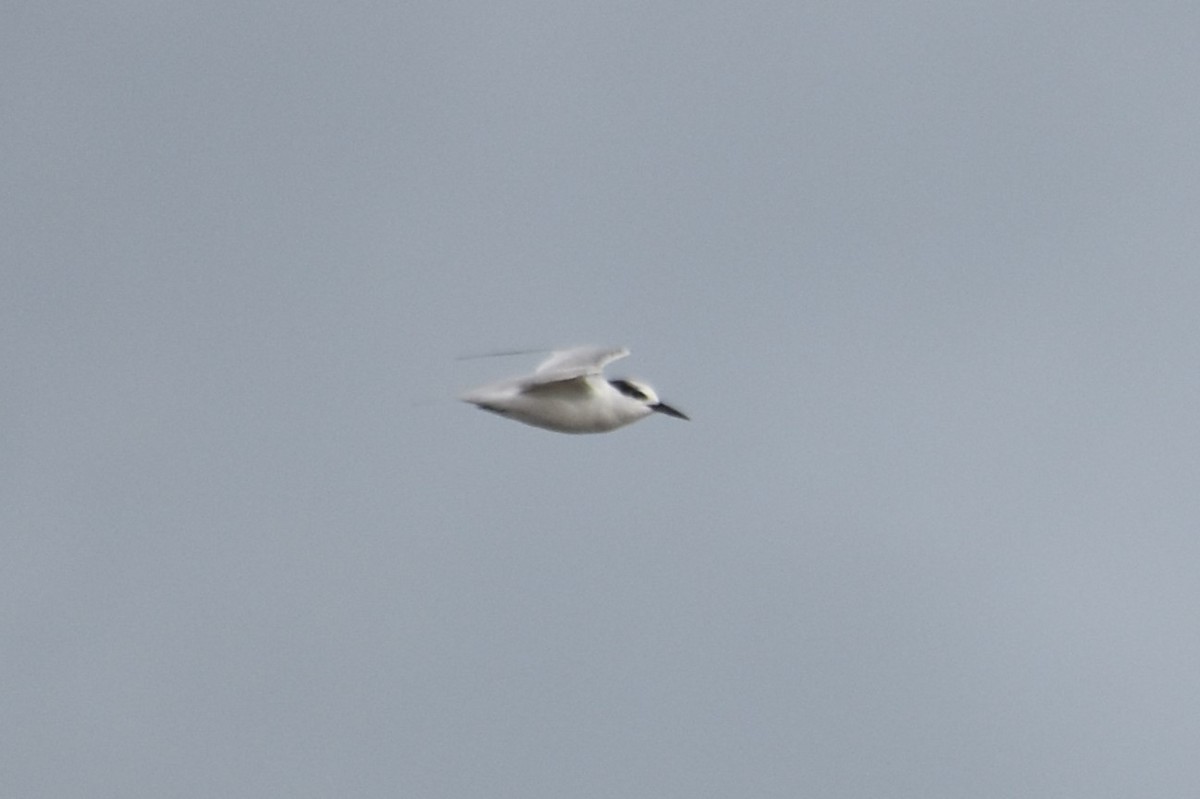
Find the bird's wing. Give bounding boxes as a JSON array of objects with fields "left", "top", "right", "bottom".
[
  {"left": 533, "top": 346, "right": 630, "bottom": 380},
  {"left": 521, "top": 374, "right": 596, "bottom": 399}
]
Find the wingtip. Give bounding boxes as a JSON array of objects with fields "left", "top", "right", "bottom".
[{"left": 455, "top": 347, "right": 548, "bottom": 361}]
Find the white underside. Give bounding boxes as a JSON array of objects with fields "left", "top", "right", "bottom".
[{"left": 461, "top": 375, "right": 652, "bottom": 434}]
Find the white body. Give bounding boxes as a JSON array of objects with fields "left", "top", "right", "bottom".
[{"left": 461, "top": 347, "right": 688, "bottom": 434}]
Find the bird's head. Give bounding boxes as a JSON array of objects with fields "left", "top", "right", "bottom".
[{"left": 608, "top": 378, "right": 689, "bottom": 421}]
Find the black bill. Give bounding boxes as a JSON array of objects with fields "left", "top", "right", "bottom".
[{"left": 651, "top": 402, "right": 689, "bottom": 420}]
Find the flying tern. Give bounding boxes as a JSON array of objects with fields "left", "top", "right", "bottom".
[{"left": 460, "top": 346, "right": 689, "bottom": 434}]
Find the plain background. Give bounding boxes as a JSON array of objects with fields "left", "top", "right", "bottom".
[{"left": 5, "top": 3, "right": 1199, "bottom": 797}]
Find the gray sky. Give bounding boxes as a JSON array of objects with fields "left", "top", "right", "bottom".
[{"left": 5, "top": 3, "right": 1200, "bottom": 797}]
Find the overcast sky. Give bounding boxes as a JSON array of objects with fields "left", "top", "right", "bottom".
[{"left": 5, "top": 3, "right": 1200, "bottom": 797}]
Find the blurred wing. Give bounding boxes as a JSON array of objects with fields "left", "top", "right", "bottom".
[
  {"left": 534, "top": 346, "right": 630, "bottom": 380},
  {"left": 521, "top": 374, "right": 596, "bottom": 399}
]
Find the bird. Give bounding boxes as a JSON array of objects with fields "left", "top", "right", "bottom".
[{"left": 460, "top": 346, "right": 689, "bottom": 434}]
